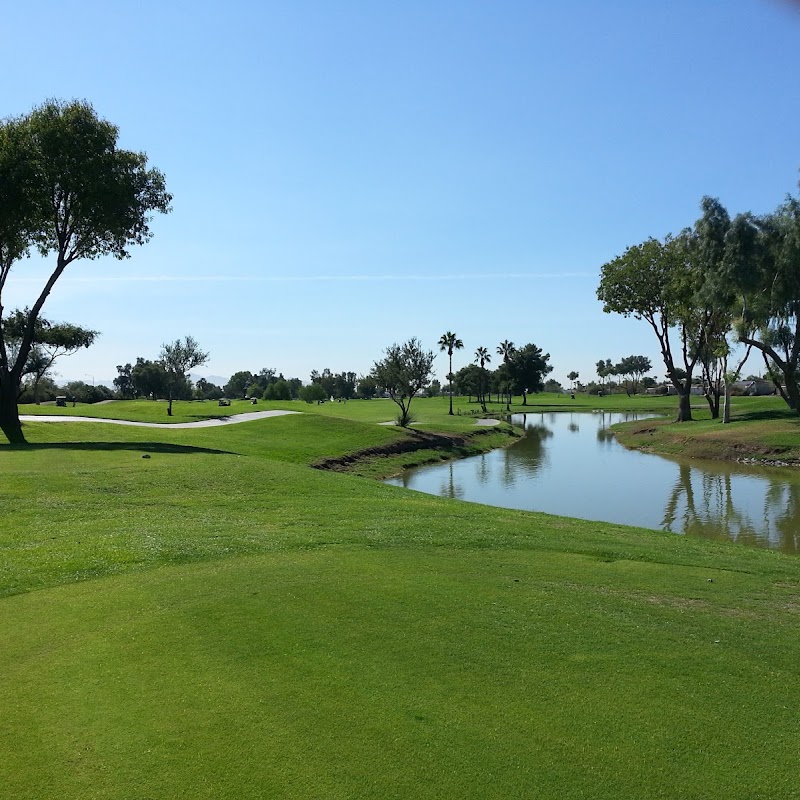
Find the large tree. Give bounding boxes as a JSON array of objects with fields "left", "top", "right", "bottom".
[
  {"left": 438, "top": 331, "right": 463, "bottom": 415},
  {"left": 598, "top": 233, "right": 717, "bottom": 422},
  {"left": 453, "top": 363, "right": 483, "bottom": 403},
  {"left": 0, "top": 99, "right": 171, "bottom": 442},
  {"left": 131, "top": 358, "right": 168, "bottom": 400},
  {"left": 224, "top": 371, "right": 255, "bottom": 399},
  {"left": 371, "top": 338, "right": 435, "bottom": 427},
  {"left": 356, "top": 374, "right": 378, "bottom": 400},
  {"left": 160, "top": 336, "right": 209, "bottom": 416},
  {"left": 727, "top": 185, "right": 800, "bottom": 414},
  {"left": 596, "top": 359, "right": 615, "bottom": 389},
  {"left": 113, "top": 363, "right": 136, "bottom": 399},
  {"left": 507, "top": 343, "right": 553, "bottom": 405}
]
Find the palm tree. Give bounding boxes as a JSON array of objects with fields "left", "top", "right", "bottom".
[
  {"left": 474, "top": 346, "right": 491, "bottom": 412},
  {"left": 438, "top": 331, "right": 463, "bottom": 415},
  {"left": 497, "top": 339, "right": 516, "bottom": 409}
]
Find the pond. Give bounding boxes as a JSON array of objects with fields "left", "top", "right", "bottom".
[{"left": 385, "top": 412, "right": 800, "bottom": 553}]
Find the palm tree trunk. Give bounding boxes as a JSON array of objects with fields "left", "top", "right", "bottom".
[{"left": 448, "top": 352, "right": 454, "bottom": 415}]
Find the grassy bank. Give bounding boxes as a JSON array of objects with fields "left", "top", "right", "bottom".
[
  {"left": 2, "top": 402, "right": 800, "bottom": 798},
  {"left": 612, "top": 400, "right": 800, "bottom": 465}
]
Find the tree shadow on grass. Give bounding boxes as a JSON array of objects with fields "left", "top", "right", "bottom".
[
  {"left": 4, "top": 442, "right": 236, "bottom": 455},
  {"left": 734, "top": 409, "right": 799, "bottom": 423}
]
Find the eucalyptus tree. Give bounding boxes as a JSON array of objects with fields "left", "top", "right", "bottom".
[
  {"left": 438, "top": 331, "right": 463, "bottom": 415},
  {"left": 474, "top": 346, "right": 491, "bottom": 412},
  {"left": 615, "top": 356, "right": 651, "bottom": 396},
  {"left": 497, "top": 339, "right": 516, "bottom": 409},
  {"left": 687, "top": 196, "right": 744, "bottom": 419},
  {"left": 598, "top": 231, "right": 719, "bottom": 422},
  {"left": 567, "top": 371, "right": 579, "bottom": 392},
  {"left": 0, "top": 99, "right": 171, "bottom": 442},
  {"left": 596, "top": 359, "right": 614, "bottom": 387},
  {"left": 114, "top": 363, "right": 135, "bottom": 398},
  {"left": 726, "top": 186, "right": 800, "bottom": 414}
]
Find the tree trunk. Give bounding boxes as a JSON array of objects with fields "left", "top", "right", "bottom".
[
  {"left": 448, "top": 356, "right": 454, "bottom": 415},
  {"left": 780, "top": 364, "right": 800, "bottom": 413},
  {"left": 0, "top": 377, "right": 26, "bottom": 444},
  {"left": 722, "top": 381, "right": 732, "bottom": 424},
  {"left": 676, "top": 389, "right": 693, "bottom": 422},
  {"left": 704, "top": 387, "right": 720, "bottom": 419}
]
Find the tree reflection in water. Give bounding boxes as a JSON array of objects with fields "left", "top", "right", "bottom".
[
  {"left": 475, "top": 453, "right": 491, "bottom": 486},
  {"left": 764, "top": 480, "right": 800, "bottom": 552},
  {"left": 502, "top": 424, "right": 553, "bottom": 486},
  {"left": 662, "top": 462, "right": 800, "bottom": 552},
  {"left": 437, "top": 461, "right": 465, "bottom": 500}
]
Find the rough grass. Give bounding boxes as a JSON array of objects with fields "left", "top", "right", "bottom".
[{"left": 2, "top": 405, "right": 800, "bottom": 798}]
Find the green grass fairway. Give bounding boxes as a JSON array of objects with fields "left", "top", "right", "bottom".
[
  {"left": 20, "top": 391, "right": 680, "bottom": 424},
  {"left": 2, "top": 406, "right": 800, "bottom": 798}
]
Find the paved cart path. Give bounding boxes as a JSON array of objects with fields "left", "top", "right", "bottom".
[
  {"left": 19, "top": 410, "right": 301, "bottom": 429},
  {"left": 22, "top": 411, "right": 500, "bottom": 429}
]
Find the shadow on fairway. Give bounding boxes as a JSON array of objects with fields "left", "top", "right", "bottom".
[
  {"left": 736, "top": 409, "right": 799, "bottom": 423},
  {"left": 4, "top": 442, "right": 235, "bottom": 456}
]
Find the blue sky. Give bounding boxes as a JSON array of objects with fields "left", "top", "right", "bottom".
[{"left": 4, "top": 0, "right": 800, "bottom": 388}]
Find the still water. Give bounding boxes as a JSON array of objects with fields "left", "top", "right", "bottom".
[{"left": 386, "top": 412, "right": 800, "bottom": 553}]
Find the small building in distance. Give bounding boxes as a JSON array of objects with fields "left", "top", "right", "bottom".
[{"left": 732, "top": 379, "right": 776, "bottom": 396}]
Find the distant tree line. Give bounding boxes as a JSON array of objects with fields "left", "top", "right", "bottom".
[
  {"left": 593, "top": 356, "right": 653, "bottom": 396},
  {"left": 368, "top": 334, "right": 554, "bottom": 426},
  {"left": 447, "top": 341, "right": 553, "bottom": 413},
  {"left": 25, "top": 335, "right": 555, "bottom": 423}
]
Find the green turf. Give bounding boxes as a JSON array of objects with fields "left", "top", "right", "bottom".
[
  {"left": 2, "top": 403, "right": 800, "bottom": 798},
  {"left": 19, "top": 391, "right": 684, "bottom": 426},
  {"left": 612, "top": 399, "right": 800, "bottom": 463}
]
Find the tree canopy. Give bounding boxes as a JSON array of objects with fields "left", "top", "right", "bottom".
[
  {"left": 3, "top": 310, "right": 98, "bottom": 403},
  {"left": 160, "top": 336, "right": 209, "bottom": 416},
  {"left": 0, "top": 99, "right": 171, "bottom": 442},
  {"left": 508, "top": 343, "right": 553, "bottom": 405},
  {"left": 371, "top": 338, "right": 435, "bottom": 427},
  {"left": 729, "top": 188, "right": 800, "bottom": 412},
  {"left": 597, "top": 232, "right": 713, "bottom": 421},
  {"left": 599, "top": 183, "right": 800, "bottom": 420}
]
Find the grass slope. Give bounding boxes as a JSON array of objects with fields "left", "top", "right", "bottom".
[
  {"left": 613, "top": 401, "right": 800, "bottom": 464},
  {"left": 1, "top": 405, "right": 800, "bottom": 798}
]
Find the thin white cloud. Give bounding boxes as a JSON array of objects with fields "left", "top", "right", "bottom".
[{"left": 9, "top": 271, "right": 594, "bottom": 284}]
